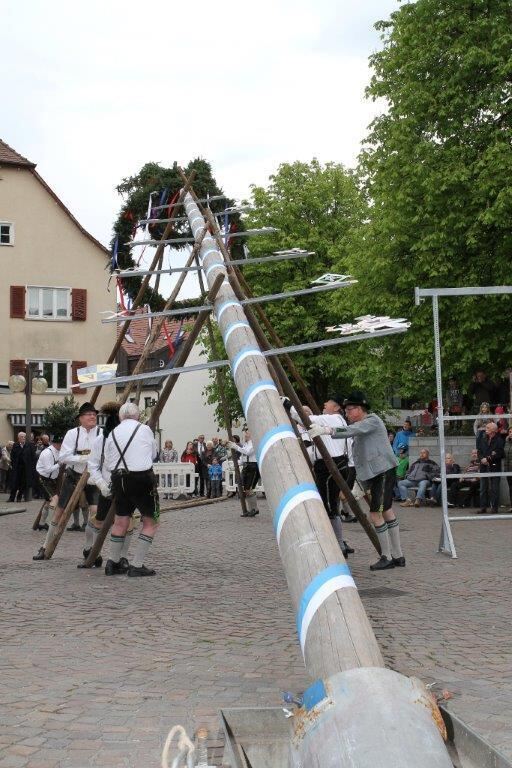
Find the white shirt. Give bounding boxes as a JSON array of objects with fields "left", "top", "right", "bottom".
[
  {"left": 231, "top": 440, "right": 256, "bottom": 463},
  {"left": 290, "top": 407, "right": 353, "bottom": 462},
  {"left": 59, "top": 426, "right": 102, "bottom": 476},
  {"left": 36, "top": 445, "right": 60, "bottom": 479},
  {"left": 88, "top": 433, "right": 111, "bottom": 486},
  {"left": 104, "top": 419, "right": 158, "bottom": 473}
]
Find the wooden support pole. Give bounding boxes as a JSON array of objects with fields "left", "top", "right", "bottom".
[
  {"left": 44, "top": 472, "right": 89, "bottom": 559},
  {"left": 120, "top": 226, "right": 208, "bottom": 402},
  {"left": 199, "top": 202, "right": 379, "bottom": 551},
  {"left": 90, "top": 171, "right": 197, "bottom": 405},
  {"left": 84, "top": 273, "right": 225, "bottom": 567},
  {"left": 32, "top": 499, "right": 47, "bottom": 531}
]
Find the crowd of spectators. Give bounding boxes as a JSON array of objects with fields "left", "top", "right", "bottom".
[
  {"left": 156, "top": 434, "right": 236, "bottom": 498},
  {"left": 0, "top": 432, "right": 52, "bottom": 501}
]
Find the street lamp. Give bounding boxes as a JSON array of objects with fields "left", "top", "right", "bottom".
[{"left": 8, "top": 363, "right": 48, "bottom": 501}]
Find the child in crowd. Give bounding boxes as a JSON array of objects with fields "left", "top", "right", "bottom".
[{"left": 208, "top": 457, "right": 223, "bottom": 498}]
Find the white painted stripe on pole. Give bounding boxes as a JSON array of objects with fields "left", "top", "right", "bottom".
[
  {"left": 231, "top": 347, "right": 264, "bottom": 377},
  {"left": 242, "top": 380, "right": 278, "bottom": 415},
  {"left": 297, "top": 565, "right": 356, "bottom": 655},
  {"left": 205, "top": 262, "right": 225, "bottom": 280},
  {"left": 223, "top": 321, "right": 251, "bottom": 345},
  {"left": 216, "top": 300, "right": 242, "bottom": 322},
  {"left": 273, "top": 483, "right": 322, "bottom": 545},
  {"left": 190, "top": 215, "right": 203, "bottom": 227},
  {"left": 256, "top": 425, "right": 296, "bottom": 467},
  {"left": 202, "top": 248, "right": 219, "bottom": 260}
]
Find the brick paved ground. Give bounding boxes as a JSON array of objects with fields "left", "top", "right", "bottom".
[{"left": 0, "top": 495, "right": 510, "bottom": 767}]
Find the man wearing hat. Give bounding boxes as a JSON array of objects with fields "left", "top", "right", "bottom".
[
  {"left": 286, "top": 394, "right": 354, "bottom": 558},
  {"left": 35, "top": 434, "right": 63, "bottom": 530},
  {"left": 33, "top": 402, "right": 102, "bottom": 561},
  {"left": 308, "top": 391, "right": 405, "bottom": 571}
]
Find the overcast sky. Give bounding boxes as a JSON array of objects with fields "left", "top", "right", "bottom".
[{"left": 3, "top": 0, "right": 398, "bottom": 253}]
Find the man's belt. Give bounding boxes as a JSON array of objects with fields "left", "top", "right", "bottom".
[{"left": 111, "top": 468, "right": 154, "bottom": 478}]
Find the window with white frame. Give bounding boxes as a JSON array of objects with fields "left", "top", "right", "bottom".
[
  {"left": 29, "top": 361, "right": 70, "bottom": 393},
  {"left": 27, "top": 286, "right": 71, "bottom": 320},
  {"left": 0, "top": 222, "right": 14, "bottom": 245}
]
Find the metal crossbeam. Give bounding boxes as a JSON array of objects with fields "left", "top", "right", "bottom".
[
  {"left": 139, "top": 205, "right": 252, "bottom": 226},
  {"left": 73, "top": 325, "right": 407, "bottom": 389},
  {"left": 101, "top": 281, "right": 357, "bottom": 324},
  {"left": 150, "top": 194, "right": 227, "bottom": 211},
  {"left": 415, "top": 285, "right": 512, "bottom": 304},
  {"left": 115, "top": 250, "right": 314, "bottom": 278},
  {"left": 128, "top": 228, "right": 278, "bottom": 248}
]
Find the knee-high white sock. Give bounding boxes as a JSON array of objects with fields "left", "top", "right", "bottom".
[
  {"left": 120, "top": 529, "right": 133, "bottom": 560},
  {"left": 40, "top": 505, "right": 49, "bottom": 524},
  {"left": 43, "top": 521, "right": 59, "bottom": 549},
  {"left": 387, "top": 518, "right": 403, "bottom": 558},
  {"left": 330, "top": 516, "right": 345, "bottom": 550},
  {"left": 85, "top": 522, "right": 97, "bottom": 549},
  {"left": 81, "top": 507, "right": 89, "bottom": 525},
  {"left": 375, "top": 522, "right": 391, "bottom": 559},
  {"left": 132, "top": 533, "right": 153, "bottom": 568},
  {"left": 108, "top": 534, "right": 125, "bottom": 564}
]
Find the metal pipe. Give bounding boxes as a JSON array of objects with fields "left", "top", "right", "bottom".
[
  {"left": 115, "top": 250, "right": 313, "bottom": 278},
  {"left": 128, "top": 227, "right": 278, "bottom": 247},
  {"left": 101, "top": 281, "right": 358, "bottom": 324},
  {"left": 72, "top": 326, "right": 409, "bottom": 390}
]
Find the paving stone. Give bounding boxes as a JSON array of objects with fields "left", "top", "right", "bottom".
[{"left": 1, "top": 494, "right": 511, "bottom": 765}]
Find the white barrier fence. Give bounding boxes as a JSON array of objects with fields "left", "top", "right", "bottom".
[
  {"left": 153, "top": 462, "right": 196, "bottom": 498},
  {"left": 223, "top": 460, "right": 264, "bottom": 495}
]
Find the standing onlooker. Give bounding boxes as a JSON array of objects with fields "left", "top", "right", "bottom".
[
  {"left": 0, "top": 441, "right": 13, "bottom": 493},
  {"left": 202, "top": 441, "right": 216, "bottom": 497},
  {"left": 8, "top": 432, "right": 27, "bottom": 502},
  {"left": 503, "top": 427, "right": 512, "bottom": 513},
  {"left": 469, "top": 368, "right": 496, "bottom": 411},
  {"left": 195, "top": 434, "right": 208, "bottom": 496},
  {"left": 392, "top": 419, "right": 413, "bottom": 455},
  {"left": 181, "top": 441, "right": 199, "bottom": 495},
  {"left": 473, "top": 402, "right": 494, "bottom": 436},
  {"left": 445, "top": 376, "right": 465, "bottom": 433},
  {"left": 208, "top": 457, "right": 223, "bottom": 498},
  {"left": 160, "top": 440, "right": 178, "bottom": 463},
  {"left": 213, "top": 437, "right": 228, "bottom": 462},
  {"left": 477, "top": 422, "right": 504, "bottom": 514}
]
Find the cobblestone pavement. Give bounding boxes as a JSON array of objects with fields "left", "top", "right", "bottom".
[{"left": 0, "top": 495, "right": 510, "bottom": 767}]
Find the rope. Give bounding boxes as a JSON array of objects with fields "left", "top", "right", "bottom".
[{"left": 161, "top": 724, "right": 195, "bottom": 768}]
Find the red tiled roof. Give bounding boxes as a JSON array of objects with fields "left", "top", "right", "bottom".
[
  {"left": 119, "top": 307, "right": 188, "bottom": 356},
  {"left": 0, "top": 139, "right": 36, "bottom": 168},
  {"left": 0, "top": 138, "right": 109, "bottom": 256}
]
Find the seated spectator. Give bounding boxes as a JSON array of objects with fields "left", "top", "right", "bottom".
[
  {"left": 392, "top": 419, "right": 413, "bottom": 455},
  {"left": 457, "top": 449, "right": 481, "bottom": 507},
  {"left": 393, "top": 447, "right": 409, "bottom": 500},
  {"left": 476, "top": 422, "right": 504, "bottom": 514},
  {"left": 504, "top": 427, "right": 512, "bottom": 513},
  {"left": 160, "top": 440, "right": 178, "bottom": 463},
  {"left": 469, "top": 368, "right": 496, "bottom": 412},
  {"left": 429, "top": 453, "right": 461, "bottom": 506},
  {"left": 473, "top": 402, "right": 496, "bottom": 436},
  {"left": 398, "top": 448, "right": 440, "bottom": 507}
]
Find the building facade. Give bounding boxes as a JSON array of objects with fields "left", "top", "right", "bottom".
[{"left": 0, "top": 139, "right": 115, "bottom": 442}]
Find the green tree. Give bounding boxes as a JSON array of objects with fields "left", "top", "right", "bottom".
[
  {"left": 43, "top": 396, "right": 79, "bottom": 437},
  {"left": 112, "top": 158, "right": 244, "bottom": 309},
  {"left": 348, "top": 0, "right": 512, "bottom": 403}
]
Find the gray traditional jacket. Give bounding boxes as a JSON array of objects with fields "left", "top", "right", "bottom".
[{"left": 332, "top": 413, "right": 398, "bottom": 482}]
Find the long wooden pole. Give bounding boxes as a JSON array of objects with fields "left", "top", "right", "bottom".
[
  {"left": 83, "top": 273, "right": 225, "bottom": 568},
  {"left": 44, "top": 472, "right": 89, "bottom": 559},
  {"left": 90, "top": 171, "right": 197, "bottom": 405}
]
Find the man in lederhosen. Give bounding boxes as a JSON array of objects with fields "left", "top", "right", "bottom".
[
  {"left": 35, "top": 435, "right": 63, "bottom": 531},
  {"left": 103, "top": 402, "right": 159, "bottom": 577},
  {"left": 78, "top": 401, "right": 125, "bottom": 569},
  {"left": 227, "top": 429, "right": 260, "bottom": 517},
  {"left": 33, "top": 402, "right": 101, "bottom": 561}
]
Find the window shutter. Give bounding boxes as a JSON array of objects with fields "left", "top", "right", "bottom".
[
  {"left": 71, "top": 288, "right": 87, "bottom": 321},
  {"left": 10, "top": 286, "right": 25, "bottom": 319},
  {"left": 10, "top": 359, "right": 26, "bottom": 377},
  {"left": 71, "top": 361, "right": 87, "bottom": 395}
]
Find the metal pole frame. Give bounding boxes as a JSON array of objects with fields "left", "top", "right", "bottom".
[{"left": 415, "top": 285, "right": 512, "bottom": 558}]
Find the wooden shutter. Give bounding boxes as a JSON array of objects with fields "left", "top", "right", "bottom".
[
  {"left": 10, "top": 286, "right": 25, "bottom": 319},
  {"left": 71, "top": 360, "right": 87, "bottom": 395},
  {"left": 10, "top": 359, "right": 26, "bottom": 377},
  {"left": 71, "top": 288, "right": 87, "bottom": 321}
]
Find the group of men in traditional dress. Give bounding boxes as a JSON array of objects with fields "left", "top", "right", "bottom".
[{"left": 32, "top": 400, "right": 160, "bottom": 577}]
